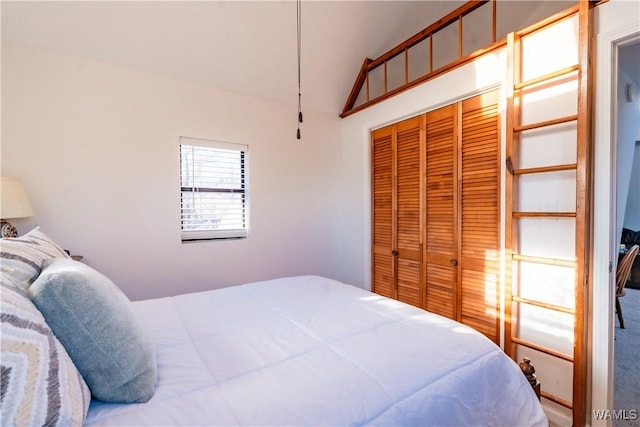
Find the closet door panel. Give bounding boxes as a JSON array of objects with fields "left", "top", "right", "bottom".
[
  {"left": 424, "top": 104, "right": 457, "bottom": 320},
  {"left": 396, "top": 117, "right": 423, "bottom": 307},
  {"left": 372, "top": 127, "right": 394, "bottom": 298},
  {"left": 397, "top": 259, "right": 421, "bottom": 307},
  {"left": 426, "top": 264, "right": 456, "bottom": 318},
  {"left": 459, "top": 92, "right": 500, "bottom": 343}
]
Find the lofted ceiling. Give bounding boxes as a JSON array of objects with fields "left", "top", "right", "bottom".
[{"left": 1, "top": 0, "right": 467, "bottom": 115}]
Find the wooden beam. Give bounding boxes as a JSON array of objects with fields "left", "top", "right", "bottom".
[
  {"left": 504, "top": 30, "right": 519, "bottom": 361},
  {"left": 512, "top": 296, "right": 575, "bottom": 315},
  {"left": 541, "top": 391, "right": 573, "bottom": 409},
  {"left": 515, "top": 64, "right": 579, "bottom": 90},
  {"left": 340, "top": 41, "right": 505, "bottom": 118},
  {"left": 573, "top": 0, "right": 593, "bottom": 424},
  {"left": 513, "top": 163, "right": 577, "bottom": 175},
  {"left": 514, "top": 115, "right": 578, "bottom": 133},
  {"left": 512, "top": 337, "right": 574, "bottom": 362},
  {"left": 340, "top": 57, "right": 372, "bottom": 116},
  {"left": 513, "top": 212, "right": 576, "bottom": 218},
  {"left": 512, "top": 254, "right": 577, "bottom": 268}
]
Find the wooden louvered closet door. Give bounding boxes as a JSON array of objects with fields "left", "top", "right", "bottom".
[
  {"left": 371, "top": 117, "right": 423, "bottom": 305},
  {"left": 458, "top": 91, "right": 500, "bottom": 344},
  {"left": 371, "top": 126, "right": 394, "bottom": 299},
  {"left": 424, "top": 105, "right": 457, "bottom": 318},
  {"left": 422, "top": 91, "right": 500, "bottom": 343},
  {"left": 396, "top": 118, "right": 423, "bottom": 306},
  {"left": 371, "top": 91, "right": 499, "bottom": 344}
]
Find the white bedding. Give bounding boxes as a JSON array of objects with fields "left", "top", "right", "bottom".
[{"left": 85, "top": 275, "right": 547, "bottom": 426}]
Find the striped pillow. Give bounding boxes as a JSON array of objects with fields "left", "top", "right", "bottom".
[
  {"left": 0, "top": 227, "right": 70, "bottom": 290},
  {"left": 0, "top": 275, "right": 90, "bottom": 426}
]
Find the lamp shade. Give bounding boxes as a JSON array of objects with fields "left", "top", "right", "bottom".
[{"left": 1, "top": 177, "right": 34, "bottom": 219}]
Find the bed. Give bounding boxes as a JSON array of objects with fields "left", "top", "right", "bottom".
[
  {"left": 1, "top": 229, "right": 547, "bottom": 426},
  {"left": 86, "top": 275, "right": 546, "bottom": 426}
]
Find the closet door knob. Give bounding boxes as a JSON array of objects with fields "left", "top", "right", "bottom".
[
  {"left": 392, "top": 250, "right": 399, "bottom": 256},
  {"left": 450, "top": 259, "right": 458, "bottom": 266}
]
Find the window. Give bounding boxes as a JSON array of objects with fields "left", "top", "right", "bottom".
[{"left": 179, "top": 137, "right": 249, "bottom": 241}]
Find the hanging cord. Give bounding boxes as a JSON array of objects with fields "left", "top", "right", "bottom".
[{"left": 296, "top": 0, "right": 303, "bottom": 140}]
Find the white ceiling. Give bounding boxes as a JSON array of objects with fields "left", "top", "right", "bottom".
[{"left": 1, "top": 0, "right": 466, "bottom": 115}]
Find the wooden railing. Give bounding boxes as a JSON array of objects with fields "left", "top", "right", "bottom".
[{"left": 339, "top": 0, "right": 605, "bottom": 118}]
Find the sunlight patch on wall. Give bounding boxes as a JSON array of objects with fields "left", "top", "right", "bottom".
[
  {"left": 472, "top": 51, "right": 503, "bottom": 89},
  {"left": 521, "top": 15, "right": 578, "bottom": 82}
]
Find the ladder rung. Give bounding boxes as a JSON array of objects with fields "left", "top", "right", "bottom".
[
  {"left": 513, "top": 212, "right": 576, "bottom": 218},
  {"left": 515, "top": 64, "right": 580, "bottom": 90},
  {"left": 541, "top": 391, "right": 573, "bottom": 409},
  {"left": 514, "top": 114, "right": 578, "bottom": 132},
  {"left": 513, "top": 163, "right": 577, "bottom": 175},
  {"left": 511, "top": 336, "right": 574, "bottom": 362},
  {"left": 512, "top": 296, "right": 574, "bottom": 315},
  {"left": 512, "top": 254, "right": 576, "bottom": 268}
]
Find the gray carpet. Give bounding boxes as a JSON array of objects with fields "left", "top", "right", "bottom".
[{"left": 614, "top": 287, "right": 640, "bottom": 426}]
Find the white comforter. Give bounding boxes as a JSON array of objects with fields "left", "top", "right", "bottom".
[{"left": 85, "top": 275, "right": 547, "bottom": 426}]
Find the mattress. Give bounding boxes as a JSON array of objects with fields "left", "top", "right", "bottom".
[{"left": 85, "top": 275, "right": 547, "bottom": 426}]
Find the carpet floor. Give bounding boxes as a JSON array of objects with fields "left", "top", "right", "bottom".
[{"left": 614, "top": 287, "right": 640, "bottom": 427}]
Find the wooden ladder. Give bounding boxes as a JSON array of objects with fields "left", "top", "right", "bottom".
[{"left": 504, "top": 1, "right": 592, "bottom": 425}]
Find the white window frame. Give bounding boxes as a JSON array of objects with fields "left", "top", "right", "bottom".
[{"left": 179, "top": 136, "right": 249, "bottom": 241}]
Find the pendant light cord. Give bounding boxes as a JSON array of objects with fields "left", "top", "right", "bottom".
[{"left": 296, "top": 0, "right": 303, "bottom": 140}]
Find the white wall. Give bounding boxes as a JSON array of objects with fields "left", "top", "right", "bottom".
[
  {"left": 1, "top": 44, "right": 345, "bottom": 301},
  {"left": 623, "top": 143, "right": 640, "bottom": 231},
  {"left": 618, "top": 45, "right": 640, "bottom": 232},
  {"left": 616, "top": 68, "right": 640, "bottom": 240}
]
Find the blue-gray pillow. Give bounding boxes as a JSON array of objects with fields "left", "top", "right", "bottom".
[{"left": 27, "top": 258, "right": 157, "bottom": 403}]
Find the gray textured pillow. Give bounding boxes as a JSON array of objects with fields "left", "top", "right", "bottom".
[
  {"left": 1, "top": 274, "right": 91, "bottom": 426},
  {"left": 28, "top": 258, "right": 157, "bottom": 403},
  {"left": 0, "top": 226, "right": 71, "bottom": 290}
]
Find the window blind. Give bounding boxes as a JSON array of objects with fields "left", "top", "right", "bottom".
[{"left": 179, "top": 137, "right": 249, "bottom": 241}]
